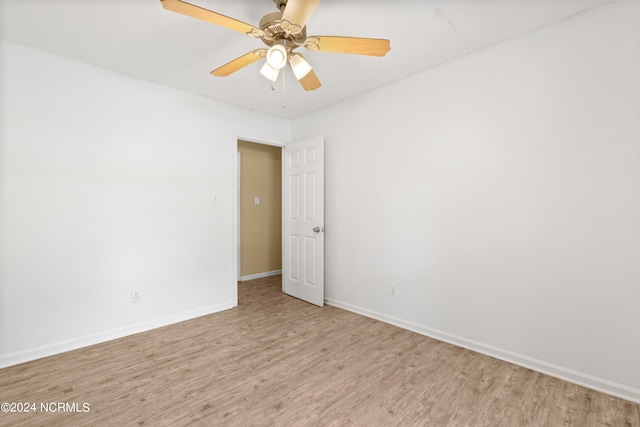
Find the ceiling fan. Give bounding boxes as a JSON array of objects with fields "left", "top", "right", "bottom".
[{"left": 160, "top": 0, "right": 391, "bottom": 91}]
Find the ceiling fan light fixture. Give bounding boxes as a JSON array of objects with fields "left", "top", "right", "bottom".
[
  {"left": 266, "top": 44, "right": 288, "bottom": 69},
  {"left": 260, "top": 61, "right": 280, "bottom": 82},
  {"left": 289, "top": 54, "right": 312, "bottom": 80}
]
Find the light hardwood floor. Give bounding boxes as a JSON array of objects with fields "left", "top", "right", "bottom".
[{"left": 1, "top": 275, "right": 638, "bottom": 426}]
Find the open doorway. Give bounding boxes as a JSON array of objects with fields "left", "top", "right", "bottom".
[
  {"left": 232, "top": 135, "right": 324, "bottom": 307},
  {"left": 236, "top": 139, "right": 283, "bottom": 284}
]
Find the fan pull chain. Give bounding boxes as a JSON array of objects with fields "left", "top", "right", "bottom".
[{"left": 281, "top": 65, "right": 286, "bottom": 108}]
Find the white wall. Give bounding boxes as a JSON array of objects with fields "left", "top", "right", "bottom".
[
  {"left": 292, "top": 3, "right": 640, "bottom": 402},
  {"left": 0, "top": 40, "right": 290, "bottom": 365}
]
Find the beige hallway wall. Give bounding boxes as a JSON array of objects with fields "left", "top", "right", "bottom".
[{"left": 238, "top": 140, "right": 282, "bottom": 277}]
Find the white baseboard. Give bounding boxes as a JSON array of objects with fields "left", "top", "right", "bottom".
[
  {"left": 240, "top": 269, "right": 282, "bottom": 281},
  {"left": 325, "top": 298, "right": 640, "bottom": 404},
  {"left": 0, "top": 301, "right": 235, "bottom": 369}
]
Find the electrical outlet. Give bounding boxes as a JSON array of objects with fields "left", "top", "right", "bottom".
[
  {"left": 131, "top": 290, "right": 141, "bottom": 303},
  {"left": 390, "top": 285, "right": 397, "bottom": 297}
]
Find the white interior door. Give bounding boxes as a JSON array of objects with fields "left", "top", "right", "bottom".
[{"left": 282, "top": 136, "right": 324, "bottom": 306}]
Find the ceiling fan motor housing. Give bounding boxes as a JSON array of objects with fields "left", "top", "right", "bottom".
[{"left": 259, "top": 11, "right": 307, "bottom": 49}]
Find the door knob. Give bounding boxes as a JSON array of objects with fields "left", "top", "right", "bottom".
[{"left": 313, "top": 227, "right": 321, "bottom": 233}]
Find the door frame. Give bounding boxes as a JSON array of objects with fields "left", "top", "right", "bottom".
[{"left": 232, "top": 132, "right": 286, "bottom": 306}]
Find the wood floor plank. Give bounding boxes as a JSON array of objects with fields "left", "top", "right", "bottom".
[{"left": 1, "top": 275, "right": 638, "bottom": 426}]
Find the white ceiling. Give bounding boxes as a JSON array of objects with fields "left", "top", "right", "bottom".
[{"left": 0, "top": 0, "right": 607, "bottom": 119}]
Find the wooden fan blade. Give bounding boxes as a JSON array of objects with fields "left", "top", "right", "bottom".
[
  {"left": 161, "top": 0, "right": 264, "bottom": 37},
  {"left": 305, "top": 36, "right": 390, "bottom": 57},
  {"left": 281, "top": 0, "right": 320, "bottom": 34},
  {"left": 299, "top": 69, "right": 321, "bottom": 91},
  {"left": 211, "top": 49, "right": 266, "bottom": 77}
]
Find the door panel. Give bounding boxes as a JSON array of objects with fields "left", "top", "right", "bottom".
[{"left": 283, "top": 136, "right": 324, "bottom": 306}]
